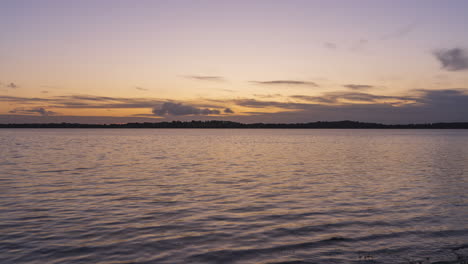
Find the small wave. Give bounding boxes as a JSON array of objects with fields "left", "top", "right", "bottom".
[{"left": 187, "top": 236, "right": 351, "bottom": 263}]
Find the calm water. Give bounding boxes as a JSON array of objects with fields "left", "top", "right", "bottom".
[{"left": 1, "top": 129, "right": 468, "bottom": 264}]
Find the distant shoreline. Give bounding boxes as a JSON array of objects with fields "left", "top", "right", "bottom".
[{"left": 1, "top": 120, "right": 468, "bottom": 129}]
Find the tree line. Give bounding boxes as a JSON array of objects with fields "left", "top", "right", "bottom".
[{"left": 1, "top": 120, "right": 468, "bottom": 128}]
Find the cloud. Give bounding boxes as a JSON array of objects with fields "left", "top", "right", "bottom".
[
  {"left": 433, "top": 48, "right": 468, "bottom": 71},
  {"left": 324, "top": 42, "right": 337, "bottom": 49},
  {"left": 224, "top": 108, "right": 234, "bottom": 114},
  {"left": 8, "top": 83, "right": 18, "bottom": 88},
  {"left": 211, "top": 91, "right": 416, "bottom": 111},
  {"left": 289, "top": 95, "right": 336, "bottom": 104},
  {"left": 57, "top": 95, "right": 119, "bottom": 101},
  {"left": 3, "top": 89, "right": 468, "bottom": 124},
  {"left": 0, "top": 114, "right": 163, "bottom": 124},
  {"left": 0, "top": 95, "right": 166, "bottom": 109},
  {"left": 222, "top": 89, "right": 468, "bottom": 124},
  {"left": 135, "top": 86, "right": 148, "bottom": 91},
  {"left": 185, "top": 75, "right": 225, "bottom": 81},
  {"left": 415, "top": 88, "right": 468, "bottom": 105},
  {"left": 250, "top": 80, "right": 318, "bottom": 87},
  {"left": 253, "top": 94, "right": 283, "bottom": 98},
  {"left": 219, "top": 88, "right": 236, "bottom": 93},
  {"left": 152, "top": 102, "right": 221, "bottom": 116},
  {"left": 35, "top": 107, "right": 56, "bottom": 116},
  {"left": 350, "top": 38, "right": 369, "bottom": 51},
  {"left": 290, "top": 91, "right": 414, "bottom": 105},
  {"left": 343, "top": 84, "right": 375, "bottom": 90},
  {"left": 51, "top": 95, "right": 164, "bottom": 109},
  {"left": 232, "top": 99, "right": 306, "bottom": 109},
  {"left": 380, "top": 23, "right": 416, "bottom": 40},
  {"left": 0, "top": 95, "right": 53, "bottom": 103},
  {"left": 0, "top": 95, "right": 229, "bottom": 114},
  {"left": 9, "top": 107, "right": 57, "bottom": 116},
  {"left": 4, "top": 82, "right": 18, "bottom": 89}
]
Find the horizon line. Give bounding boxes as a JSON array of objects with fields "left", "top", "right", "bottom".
[{"left": 2, "top": 120, "right": 468, "bottom": 129}]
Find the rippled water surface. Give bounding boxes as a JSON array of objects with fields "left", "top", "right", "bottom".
[{"left": 1, "top": 129, "right": 468, "bottom": 264}]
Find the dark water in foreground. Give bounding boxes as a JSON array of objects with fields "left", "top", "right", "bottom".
[{"left": 1, "top": 129, "right": 467, "bottom": 264}]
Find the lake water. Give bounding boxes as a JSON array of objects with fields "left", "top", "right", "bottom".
[{"left": 1, "top": 129, "right": 467, "bottom": 264}]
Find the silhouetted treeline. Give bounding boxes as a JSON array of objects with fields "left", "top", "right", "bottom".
[{"left": 1, "top": 120, "right": 468, "bottom": 129}]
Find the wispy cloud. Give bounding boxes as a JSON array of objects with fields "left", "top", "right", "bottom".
[
  {"left": 232, "top": 99, "right": 305, "bottom": 109},
  {"left": 218, "top": 88, "right": 236, "bottom": 93},
  {"left": 230, "top": 92, "right": 418, "bottom": 112},
  {"left": 0, "top": 95, "right": 52, "bottom": 103},
  {"left": 433, "top": 48, "right": 468, "bottom": 71},
  {"left": 0, "top": 95, "right": 165, "bottom": 109},
  {"left": 253, "top": 94, "right": 283, "bottom": 98},
  {"left": 230, "top": 91, "right": 416, "bottom": 112},
  {"left": 8, "top": 83, "right": 18, "bottom": 89},
  {"left": 250, "top": 80, "right": 318, "bottom": 87},
  {"left": 9, "top": 107, "right": 57, "bottom": 116},
  {"left": 380, "top": 22, "right": 416, "bottom": 40},
  {"left": 184, "top": 75, "right": 225, "bottom": 82},
  {"left": 289, "top": 95, "right": 336, "bottom": 104},
  {"left": 291, "top": 91, "right": 415, "bottom": 105},
  {"left": 2, "top": 82, "right": 19, "bottom": 89},
  {"left": 324, "top": 42, "right": 337, "bottom": 49},
  {"left": 343, "top": 84, "right": 375, "bottom": 90},
  {"left": 135, "top": 86, "right": 148, "bottom": 91},
  {"left": 350, "top": 38, "right": 369, "bottom": 51}
]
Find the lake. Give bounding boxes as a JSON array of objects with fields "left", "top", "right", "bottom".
[{"left": 1, "top": 129, "right": 467, "bottom": 264}]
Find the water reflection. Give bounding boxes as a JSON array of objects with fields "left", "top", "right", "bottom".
[{"left": 0, "top": 129, "right": 467, "bottom": 264}]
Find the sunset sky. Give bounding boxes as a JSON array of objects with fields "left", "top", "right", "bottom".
[{"left": 1, "top": 0, "right": 468, "bottom": 124}]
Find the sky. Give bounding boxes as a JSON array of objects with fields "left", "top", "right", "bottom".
[{"left": 1, "top": 0, "right": 468, "bottom": 124}]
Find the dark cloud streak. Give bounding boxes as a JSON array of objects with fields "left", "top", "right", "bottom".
[
  {"left": 250, "top": 80, "right": 318, "bottom": 87},
  {"left": 9, "top": 107, "right": 57, "bottom": 116},
  {"left": 185, "top": 75, "right": 225, "bottom": 81},
  {"left": 343, "top": 84, "right": 375, "bottom": 90},
  {"left": 153, "top": 102, "right": 221, "bottom": 116}
]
